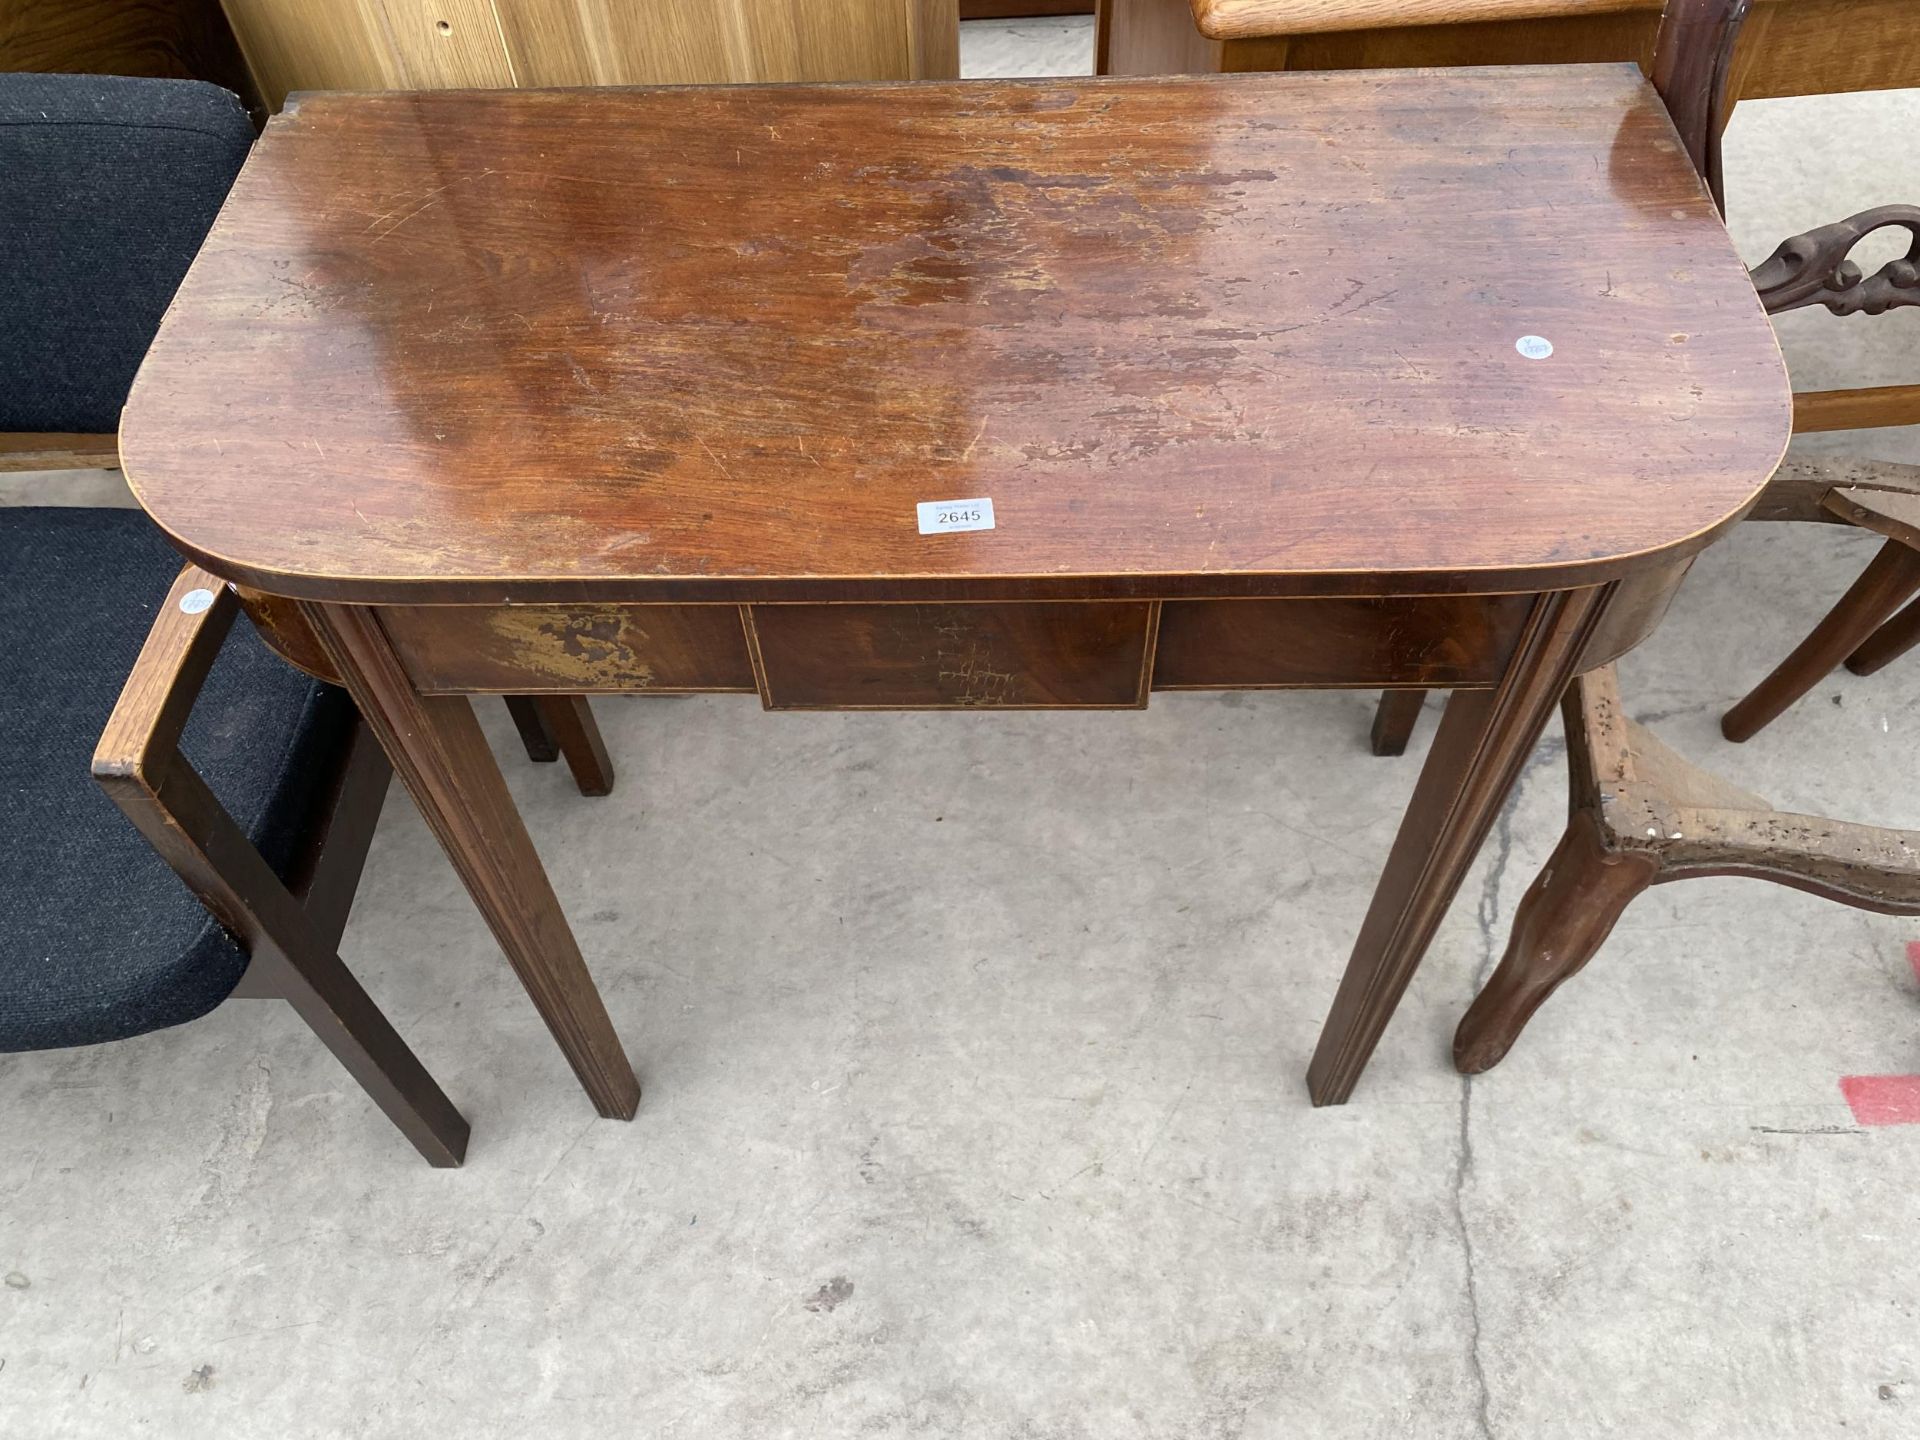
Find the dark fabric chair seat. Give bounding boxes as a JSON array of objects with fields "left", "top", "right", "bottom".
[
  {"left": 0, "top": 508, "right": 354, "bottom": 1049},
  {"left": 0, "top": 74, "right": 254, "bottom": 433}
]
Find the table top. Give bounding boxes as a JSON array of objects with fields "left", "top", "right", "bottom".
[{"left": 121, "top": 67, "right": 1789, "bottom": 605}]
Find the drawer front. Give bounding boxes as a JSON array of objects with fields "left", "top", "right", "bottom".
[
  {"left": 381, "top": 604, "right": 757, "bottom": 694},
  {"left": 748, "top": 602, "right": 1158, "bottom": 710},
  {"left": 1153, "top": 594, "right": 1532, "bottom": 690}
]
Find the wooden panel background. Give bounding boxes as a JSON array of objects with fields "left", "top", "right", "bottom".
[{"left": 219, "top": 0, "right": 960, "bottom": 109}]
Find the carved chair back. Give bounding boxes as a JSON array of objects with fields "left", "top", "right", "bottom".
[{"left": 1653, "top": 0, "right": 1919, "bottom": 321}]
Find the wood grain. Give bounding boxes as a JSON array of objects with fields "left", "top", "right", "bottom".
[
  {"left": 1845, "top": 594, "right": 1920, "bottom": 676},
  {"left": 1793, "top": 384, "right": 1920, "bottom": 434},
  {"left": 1152, "top": 594, "right": 1531, "bottom": 690},
  {"left": 382, "top": 603, "right": 757, "bottom": 693},
  {"left": 1451, "top": 802, "right": 1659, "bottom": 1072},
  {"left": 122, "top": 70, "right": 1789, "bottom": 605},
  {"left": 749, "top": 601, "right": 1157, "bottom": 708},
  {"left": 1106, "top": 0, "right": 1227, "bottom": 72},
  {"left": 1725, "top": 0, "right": 1920, "bottom": 100},
  {"left": 531, "top": 694, "right": 614, "bottom": 796},
  {"left": 1720, "top": 537, "right": 1920, "bottom": 741},
  {"left": 1307, "top": 583, "right": 1616, "bottom": 1104},
  {"left": 92, "top": 565, "right": 466, "bottom": 1164},
  {"left": 0, "top": 432, "right": 122, "bottom": 473},
  {"left": 298, "top": 601, "right": 641, "bottom": 1120},
  {"left": 503, "top": 694, "right": 561, "bottom": 762},
  {"left": 220, "top": 0, "right": 956, "bottom": 110},
  {"left": 1368, "top": 687, "right": 1426, "bottom": 756},
  {"left": 1100, "top": 0, "right": 1920, "bottom": 105},
  {"left": 908, "top": 0, "right": 962, "bottom": 79},
  {"left": 1832, "top": 484, "right": 1920, "bottom": 553},
  {"left": 1455, "top": 663, "right": 1920, "bottom": 1072},
  {"left": 1191, "top": 0, "right": 1649, "bottom": 41}
]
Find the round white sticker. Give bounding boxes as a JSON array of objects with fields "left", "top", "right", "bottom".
[
  {"left": 1515, "top": 335, "right": 1554, "bottom": 360},
  {"left": 179, "top": 588, "right": 216, "bottom": 615}
]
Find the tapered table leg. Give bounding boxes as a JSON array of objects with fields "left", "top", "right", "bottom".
[
  {"left": 1307, "top": 586, "right": 1615, "bottom": 1106},
  {"left": 300, "top": 602, "right": 641, "bottom": 1120}
]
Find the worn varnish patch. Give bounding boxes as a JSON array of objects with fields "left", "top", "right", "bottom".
[{"left": 380, "top": 603, "right": 757, "bottom": 693}]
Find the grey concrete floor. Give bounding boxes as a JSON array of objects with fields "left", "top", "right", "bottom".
[{"left": 4, "top": 19, "right": 1920, "bottom": 1439}]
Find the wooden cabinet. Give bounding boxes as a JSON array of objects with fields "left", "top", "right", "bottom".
[{"left": 219, "top": 0, "right": 959, "bottom": 111}]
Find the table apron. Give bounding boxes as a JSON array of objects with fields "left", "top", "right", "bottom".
[{"left": 241, "top": 563, "right": 1687, "bottom": 709}]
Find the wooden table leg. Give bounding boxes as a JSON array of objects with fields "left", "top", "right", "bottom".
[
  {"left": 1306, "top": 586, "right": 1615, "bottom": 1106},
  {"left": 299, "top": 602, "right": 641, "bottom": 1120}
]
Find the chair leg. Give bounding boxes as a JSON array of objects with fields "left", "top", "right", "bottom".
[
  {"left": 1453, "top": 809, "right": 1660, "bottom": 1074},
  {"left": 535, "top": 695, "right": 615, "bottom": 797},
  {"left": 1844, "top": 594, "right": 1920, "bottom": 677},
  {"left": 1370, "top": 689, "right": 1427, "bottom": 756},
  {"left": 101, "top": 760, "right": 469, "bottom": 1166},
  {"left": 94, "top": 566, "right": 470, "bottom": 1165},
  {"left": 504, "top": 696, "right": 559, "bottom": 762},
  {"left": 261, "top": 940, "right": 471, "bottom": 1167},
  {"left": 1722, "top": 539, "right": 1920, "bottom": 742},
  {"left": 504, "top": 695, "right": 614, "bottom": 797}
]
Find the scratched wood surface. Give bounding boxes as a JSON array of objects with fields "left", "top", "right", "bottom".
[{"left": 121, "top": 69, "right": 1789, "bottom": 605}]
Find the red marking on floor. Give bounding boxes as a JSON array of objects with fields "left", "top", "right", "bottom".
[
  {"left": 1907, "top": 939, "right": 1920, "bottom": 985},
  {"left": 1841, "top": 1075, "right": 1920, "bottom": 1127}
]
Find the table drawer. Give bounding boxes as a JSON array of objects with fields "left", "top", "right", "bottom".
[
  {"left": 1152, "top": 594, "right": 1532, "bottom": 690},
  {"left": 747, "top": 602, "right": 1157, "bottom": 710},
  {"left": 381, "top": 604, "right": 758, "bottom": 694}
]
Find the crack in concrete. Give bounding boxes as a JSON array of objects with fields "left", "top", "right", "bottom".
[
  {"left": 1453, "top": 738, "right": 1563, "bottom": 1440},
  {"left": 1453, "top": 1077, "right": 1491, "bottom": 1440}
]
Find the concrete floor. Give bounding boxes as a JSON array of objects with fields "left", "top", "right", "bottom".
[{"left": 4, "top": 19, "right": 1920, "bottom": 1439}]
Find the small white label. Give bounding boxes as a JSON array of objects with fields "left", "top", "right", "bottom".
[
  {"left": 1515, "top": 335, "right": 1554, "bottom": 360},
  {"left": 917, "top": 497, "right": 995, "bottom": 535},
  {"left": 179, "top": 588, "right": 216, "bottom": 615}
]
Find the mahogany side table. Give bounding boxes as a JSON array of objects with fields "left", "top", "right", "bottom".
[{"left": 119, "top": 68, "right": 1791, "bottom": 1116}]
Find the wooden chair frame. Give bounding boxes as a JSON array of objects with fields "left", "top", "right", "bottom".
[
  {"left": 91, "top": 564, "right": 471, "bottom": 1164},
  {"left": 1368, "top": 0, "right": 1920, "bottom": 758},
  {"left": 2, "top": 434, "right": 616, "bottom": 792},
  {"left": 1444, "top": 0, "right": 1920, "bottom": 1073},
  {"left": 0, "top": 76, "right": 594, "bottom": 1161},
  {"left": 1452, "top": 663, "right": 1920, "bottom": 1071}
]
